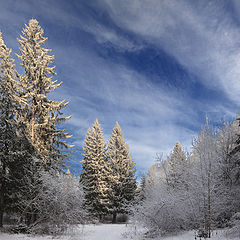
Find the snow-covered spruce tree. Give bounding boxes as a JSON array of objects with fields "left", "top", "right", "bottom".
[
  {"left": 80, "top": 119, "right": 110, "bottom": 219},
  {"left": 138, "top": 172, "right": 146, "bottom": 201},
  {"left": 16, "top": 19, "right": 72, "bottom": 168},
  {"left": 0, "top": 33, "right": 40, "bottom": 224},
  {"left": 146, "top": 163, "right": 159, "bottom": 189},
  {"left": 140, "top": 172, "right": 146, "bottom": 190},
  {"left": 0, "top": 33, "right": 35, "bottom": 227},
  {"left": 166, "top": 142, "right": 187, "bottom": 189},
  {"left": 0, "top": 32, "right": 19, "bottom": 227},
  {"left": 107, "top": 122, "right": 137, "bottom": 223}
]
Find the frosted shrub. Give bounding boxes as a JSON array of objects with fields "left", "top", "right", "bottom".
[
  {"left": 225, "top": 212, "right": 240, "bottom": 239},
  {"left": 132, "top": 182, "right": 192, "bottom": 237},
  {"left": 19, "top": 169, "right": 86, "bottom": 234}
]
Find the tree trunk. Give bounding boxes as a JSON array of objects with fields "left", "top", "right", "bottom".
[
  {"left": 99, "top": 214, "right": 102, "bottom": 222},
  {"left": 112, "top": 212, "right": 117, "bottom": 223}
]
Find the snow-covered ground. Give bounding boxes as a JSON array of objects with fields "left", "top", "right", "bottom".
[
  {"left": 0, "top": 224, "right": 239, "bottom": 240},
  {"left": 77, "top": 224, "right": 129, "bottom": 240},
  {"left": 0, "top": 224, "right": 129, "bottom": 240}
]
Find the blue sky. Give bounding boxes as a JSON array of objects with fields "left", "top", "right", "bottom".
[{"left": 1, "top": 0, "right": 240, "bottom": 178}]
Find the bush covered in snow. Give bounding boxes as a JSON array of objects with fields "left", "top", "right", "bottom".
[
  {"left": 17, "top": 169, "right": 86, "bottom": 234},
  {"left": 225, "top": 212, "right": 240, "bottom": 239}
]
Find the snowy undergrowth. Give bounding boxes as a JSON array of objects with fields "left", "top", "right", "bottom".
[
  {"left": 0, "top": 224, "right": 129, "bottom": 240},
  {"left": 158, "top": 230, "right": 240, "bottom": 240},
  {"left": 123, "top": 223, "right": 240, "bottom": 240}
]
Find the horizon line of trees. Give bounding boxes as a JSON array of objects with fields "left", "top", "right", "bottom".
[{"left": 134, "top": 118, "right": 240, "bottom": 238}]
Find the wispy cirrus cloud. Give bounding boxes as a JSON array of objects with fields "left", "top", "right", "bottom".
[
  {"left": 98, "top": 0, "right": 240, "bottom": 103},
  {"left": 51, "top": 43, "right": 231, "bottom": 172}
]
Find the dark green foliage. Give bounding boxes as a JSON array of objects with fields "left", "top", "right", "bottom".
[
  {"left": 107, "top": 122, "right": 137, "bottom": 222},
  {"left": 80, "top": 120, "right": 110, "bottom": 218}
]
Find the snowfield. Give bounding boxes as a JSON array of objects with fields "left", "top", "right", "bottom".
[
  {"left": 0, "top": 224, "right": 128, "bottom": 240},
  {"left": 0, "top": 224, "right": 239, "bottom": 240}
]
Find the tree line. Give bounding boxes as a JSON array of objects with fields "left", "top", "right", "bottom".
[{"left": 133, "top": 119, "right": 240, "bottom": 238}]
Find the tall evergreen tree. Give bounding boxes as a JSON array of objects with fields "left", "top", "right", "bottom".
[
  {"left": 140, "top": 172, "right": 146, "bottom": 191},
  {"left": 138, "top": 172, "right": 146, "bottom": 201},
  {"left": 80, "top": 119, "right": 109, "bottom": 219},
  {"left": 146, "top": 163, "right": 159, "bottom": 188},
  {"left": 0, "top": 32, "right": 43, "bottom": 227},
  {"left": 107, "top": 122, "right": 137, "bottom": 223},
  {"left": 166, "top": 142, "right": 187, "bottom": 188},
  {"left": 0, "top": 32, "right": 18, "bottom": 227},
  {"left": 16, "top": 19, "right": 72, "bottom": 168}
]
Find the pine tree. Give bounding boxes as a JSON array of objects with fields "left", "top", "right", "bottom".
[
  {"left": 0, "top": 32, "right": 43, "bottom": 227},
  {"left": 166, "top": 142, "right": 187, "bottom": 188},
  {"left": 0, "top": 32, "right": 18, "bottom": 227},
  {"left": 80, "top": 119, "right": 109, "bottom": 219},
  {"left": 136, "top": 172, "right": 146, "bottom": 202},
  {"left": 146, "top": 163, "right": 159, "bottom": 188},
  {"left": 107, "top": 122, "right": 137, "bottom": 223},
  {"left": 16, "top": 19, "right": 72, "bottom": 168},
  {"left": 140, "top": 172, "right": 146, "bottom": 190},
  {"left": 139, "top": 172, "right": 146, "bottom": 200}
]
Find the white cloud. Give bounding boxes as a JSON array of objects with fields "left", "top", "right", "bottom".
[
  {"left": 101, "top": 0, "right": 240, "bottom": 103},
  {"left": 81, "top": 22, "right": 142, "bottom": 52}
]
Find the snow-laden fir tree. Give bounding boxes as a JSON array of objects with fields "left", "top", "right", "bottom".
[
  {"left": 139, "top": 172, "right": 146, "bottom": 200},
  {"left": 166, "top": 142, "right": 187, "bottom": 189},
  {"left": 80, "top": 119, "right": 110, "bottom": 219},
  {"left": 16, "top": 19, "right": 72, "bottom": 168},
  {"left": 0, "top": 32, "right": 37, "bottom": 227},
  {"left": 107, "top": 122, "right": 137, "bottom": 223},
  {"left": 136, "top": 172, "right": 146, "bottom": 202},
  {"left": 146, "top": 163, "right": 161, "bottom": 190},
  {"left": 0, "top": 32, "right": 19, "bottom": 227}
]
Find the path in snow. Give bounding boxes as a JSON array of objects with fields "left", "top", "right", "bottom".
[{"left": 77, "top": 224, "right": 128, "bottom": 240}]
